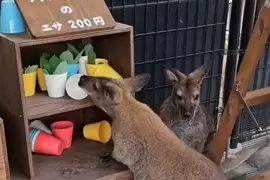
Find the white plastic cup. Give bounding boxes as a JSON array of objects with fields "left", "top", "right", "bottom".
[
  {"left": 79, "top": 56, "right": 87, "bottom": 75},
  {"left": 66, "top": 74, "right": 87, "bottom": 100},
  {"left": 44, "top": 72, "right": 67, "bottom": 98},
  {"left": 29, "top": 120, "right": 52, "bottom": 134}
]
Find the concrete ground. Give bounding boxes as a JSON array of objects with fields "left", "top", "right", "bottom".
[{"left": 225, "top": 137, "right": 270, "bottom": 180}]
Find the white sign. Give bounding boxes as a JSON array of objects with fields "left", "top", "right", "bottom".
[
  {"left": 42, "top": 22, "right": 62, "bottom": 32},
  {"left": 41, "top": 5, "right": 105, "bottom": 32},
  {"left": 68, "top": 17, "right": 105, "bottom": 29},
  {"left": 61, "top": 6, "right": 72, "bottom": 14}
]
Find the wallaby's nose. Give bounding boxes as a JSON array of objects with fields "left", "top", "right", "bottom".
[
  {"left": 184, "top": 112, "right": 191, "bottom": 118},
  {"left": 78, "top": 75, "right": 87, "bottom": 87}
]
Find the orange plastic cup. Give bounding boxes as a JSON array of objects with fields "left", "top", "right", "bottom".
[
  {"left": 30, "top": 128, "right": 64, "bottom": 156},
  {"left": 51, "top": 121, "right": 74, "bottom": 149}
]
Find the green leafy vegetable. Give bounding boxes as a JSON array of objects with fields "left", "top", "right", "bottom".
[
  {"left": 40, "top": 54, "right": 68, "bottom": 75},
  {"left": 60, "top": 49, "right": 84, "bottom": 64},
  {"left": 53, "top": 60, "right": 68, "bottom": 75},
  {"left": 67, "top": 43, "right": 80, "bottom": 57},
  {"left": 85, "top": 44, "right": 96, "bottom": 64},
  {"left": 24, "top": 65, "right": 38, "bottom": 74}
]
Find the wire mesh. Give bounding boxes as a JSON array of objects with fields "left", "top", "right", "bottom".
[
  {"left": 239, "top": 42, "right": 270, "bottom": 142},
  {"left": 105, "top": 0, "right": 229, "bottom": 117}
]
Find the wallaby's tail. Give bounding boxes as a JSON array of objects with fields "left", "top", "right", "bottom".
[{"left": 220, "top": 137, "right": 269, "bottom": 173}]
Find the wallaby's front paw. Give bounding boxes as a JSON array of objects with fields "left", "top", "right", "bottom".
[
  {"left": 99, "top": 151, "right": 113, "bottom": 163},
  {"left": 100, "top": 155, "right": 112, "bottom": 163}
]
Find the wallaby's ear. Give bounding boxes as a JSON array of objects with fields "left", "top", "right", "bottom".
[
  {"left": 188, "top": 65, "right": 209, "bottom": 85},
  {"left": 124, "top": 73, "right": 151, "bottom": 92},
  {"left": 164, "top": 66, "right": 186, "bottom": 84}
]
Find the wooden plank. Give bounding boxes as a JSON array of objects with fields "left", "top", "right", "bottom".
[
  {"left": 0, "top": 37, "right": 33, "bottom": 178},
  {"left": 207, "top": 1, "right": 270, "bottom": 165},
  {"left": 16, "top": 0, "right": 116, "bottom": 38},
  {"left": 0, "top": 119, "right": 10, "bottom": 180},
  {"left": 95, "top": 171, "right": 133, "bottom": 180},
  {"left": 32, "top": 139, "right": 128, "bottom": 180},
  {"left": 26, "top": 93, "right": 94, "bottom": 120},
  {"left": 0, "top": 23, "right": 131, "bottom": 47},
  {"left": 244, "top": 87, "right": 270, "bottom": 107}
]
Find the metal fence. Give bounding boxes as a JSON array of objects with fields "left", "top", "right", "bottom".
[
  {"left": 226, "top": 0, "right": 270, "bottom": 144},
  {"left": 105, "top": 0, "right": 229, "bottom": 116},
  {"left": 239, "top": 42, "right": 270, "bottom": 142}
]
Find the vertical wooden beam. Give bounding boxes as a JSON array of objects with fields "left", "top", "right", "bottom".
[{"left": 207, "top": 0, "right": 270, "bottom": 165}]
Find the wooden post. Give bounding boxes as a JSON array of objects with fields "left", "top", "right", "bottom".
[{"left": 207, "top": 0, "right": 270, "bottom": 165}]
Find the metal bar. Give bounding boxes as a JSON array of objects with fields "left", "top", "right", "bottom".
[
  {"left": 224, "top": 0, "right": 246, "bottom": 149},
  {"left": 232, "top": 0, "right": 258, "bottom": 148}
]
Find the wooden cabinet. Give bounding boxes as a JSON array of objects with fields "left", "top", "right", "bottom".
[
  {"left": 0, "top": 22, "right": 133, "bottom": 180},
  {"left": 0, "top": 119, "right": 10, "bottom": 180}
]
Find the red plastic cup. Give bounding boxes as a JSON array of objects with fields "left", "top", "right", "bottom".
[
  {"left": 30, "top": 128, "right": 64, "bottom": 156},
  {"left": 51, "top": 121, "right": 74, "bottom": 149}
]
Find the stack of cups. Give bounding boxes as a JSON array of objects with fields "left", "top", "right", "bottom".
[
  {"left": 51, "top": 121, "right": 74, "bottom": 149},
  {"left": 29, "top": 128, "right": 64, "bottom": 156},
  {"left": 29, "top": 120, "right": 74, "bottom": 156},
  {"left": 0, "top": 0, "right": 25, "bottom": 34}
]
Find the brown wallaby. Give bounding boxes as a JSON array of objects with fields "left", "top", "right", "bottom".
[
  {"left": 159, "top": 64, "right": 216, "bottom": 155},
  {"left": 158, "top": 65, "right": 270, "bottom": 173},
  {"left": 78, "top": 74, "right": 227, "bottom": 180}
]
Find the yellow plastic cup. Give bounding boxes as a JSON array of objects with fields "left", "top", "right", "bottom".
[
  {"left": 23, "top": 71, "right": 37, "bottom": 97},
  {"left": 83, "top": 120, "right": 111, "bottom": 143},
  {"left": 86, "top": 58, "right": 123, "bottom": 80},
  {"left": 37, "top": 68, "right": 47, "bottom": 91}
]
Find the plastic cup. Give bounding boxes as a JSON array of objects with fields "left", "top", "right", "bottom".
[
  {"left": 86, "top": 59, "right": 123, "bottom": 80},
  {"left": 79, "top": 56, "right": 87, "bottom": 75},
  {"left": 83, "top": 120, "right": 111, "bottom": 143},
  {"left": 29, "top": 120, "right": 52, "bottom": 134},
  {"left": 37, "top": 68, "right": 47, "bottom": 91},
  {"left": 23, "top": 72, "right": 37, "bottom": 97},
  {"left": 44, "top": 72, "right": 67, "bottom": 98},
  {"left": 65, "top": 74, "right": 87, "bottom": 100},
  {"left": 67, "top": 64, "right": 79, "bottom": 79},
  {"left": 1, "top": 0, "right": 25, "bottom": 34},
  {"left": 29, "top": 128, "right": 64, "bottom": 156},
  {"left": 51, "top": 121, "right": 74, "bottom": 149}
]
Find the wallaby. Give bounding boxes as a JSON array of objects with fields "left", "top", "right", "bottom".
[
  {"left": 159, "top": 64, "right": 215, "bottom": 154},
  {"left": 159, "top": 65, "right": 270, "bottom": 173},
  {"left": 78, "top": 74, "right": 227, "bottom": 180}
]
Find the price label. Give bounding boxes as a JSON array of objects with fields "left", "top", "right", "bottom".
[{"left": 16, "top": 0, "right": 116, "bottom": 38}]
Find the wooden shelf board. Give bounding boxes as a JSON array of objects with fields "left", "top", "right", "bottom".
[
  {"left": 26, "top": 93, "right": 94, "bottom": 120},
  {"left": 33, "top": 139, "right": 127, "bottom": 180},
  {"left": 0, "top": 23, "right": 132, "bottom": 47}
]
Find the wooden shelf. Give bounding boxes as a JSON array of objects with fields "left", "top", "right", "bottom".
[
  {"left": 0, "top": 23, "right": 132, "bottom": 47},
  {"left": 26, "top": 93, "right": 94, "bottom": 120},
  {"left": 32, "top": 139, "right": 127, "bottom": 180},
  {"left": 0, "top": 19, "right": 134, "bottom": 179}
]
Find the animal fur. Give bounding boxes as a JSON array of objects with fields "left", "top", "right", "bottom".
[
  {"left": 78, "top": 74, "right": 227, "bottom": 180},
  {"left": 159, "top": 65, "right": 216, "bottom": 154},
  {"left": 158, "top": 65, "right": 270, "bottom": 173}
]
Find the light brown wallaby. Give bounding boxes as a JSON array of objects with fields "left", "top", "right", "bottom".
[
  {"left": 159, "top": 64, "right": 215, "bottom": 154},
  {"left": 78, "top": 74, "right": 227, "bottom": 180}
]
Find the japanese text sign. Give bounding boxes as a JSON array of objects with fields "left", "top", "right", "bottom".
[{"left": 16, "top": 0, "right": 116, "bottom": 38}]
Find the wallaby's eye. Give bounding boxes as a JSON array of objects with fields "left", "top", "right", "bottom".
[
  {"left": 194, "top": 94, "right": 199, "bottom": 100},
  {"left": 92, "top": 83, "right": 98, "bottom": 91},
  {"left": 104, "top": 91, "right": 110, "bottom": 99},
  {"left": 177, "top": 95, "right": 183, "bottom": 101}
]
